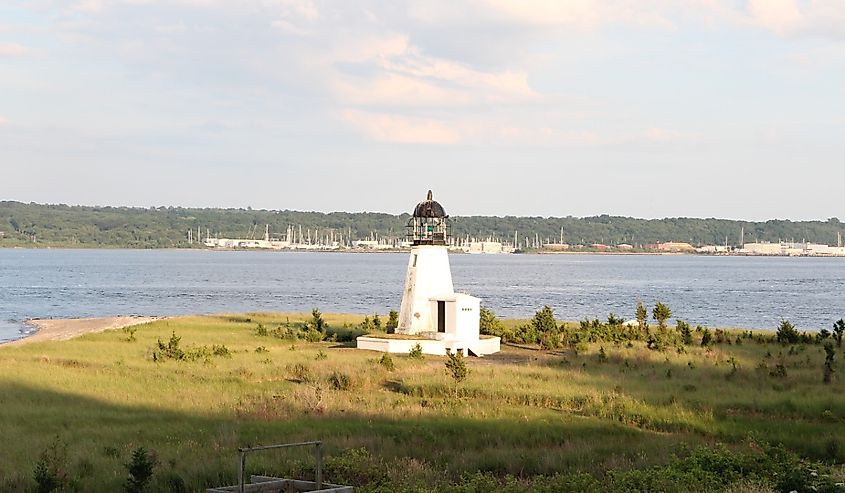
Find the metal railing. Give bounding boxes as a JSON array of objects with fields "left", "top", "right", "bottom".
[{"left": 237, "top": 441, "right": 323, "bottom": 493}]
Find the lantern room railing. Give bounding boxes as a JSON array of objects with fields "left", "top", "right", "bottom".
[{"left": 407, "top": 216, "right": 449, "bottom": 246}]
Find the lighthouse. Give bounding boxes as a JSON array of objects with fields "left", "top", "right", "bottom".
[
  {"left": 357, "top": 190, "right": 500, "bottom": 356},
  {"left": 398, "top": 190, "right": 454, "bottom": 335}
]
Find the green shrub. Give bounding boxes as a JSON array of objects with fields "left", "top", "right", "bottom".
[
  {"left": 777, "top": 320, "right": 800, "bottom": 345},
  {"left": 324, "top": 325, "right": 366, "bottom": 342},
  {"left": 386, "top": 310, "right": 399, "bottom": 334},
  {"left": 823, "top": 341, "right": 835, "bottom": 384},
  {"left": 677, "top": 320, "right": 693, "bottom": 345},
  {"left": 636, "top": 301, "right": 648, "bottom": 332},
  {"left": 652, "top": 302, "right": 672, "bottom": 330},
  {"left": 287, "top": 363, "right": 314, "bottom": 383},
  {"left": 480, "top": 307, "right": 506, "bottom": 337},
  {"left": 310, "top": 308, "right": 327, "bottom": 333},
  {"left": 328, "top": 371, "right": 354, "bottom": 391},
  {"left": 445, "top": 351, "right": 469, "bottom": 397},
  {"left": 409, "top": 343, "right": 423, "bottom": 359},
  {"left": 123, "top": 326, "right": 138, "bottom": 342},
  {"left": 770, "top": 363, "right": 788, "bottom": 379},
  {"left": 315, "top": 350, "right": 327, "bottom": 360},
  {"left": 378, "top": 353, "right": 395, "bottom": 371},
  {"left": 124, "top": 447, "right": 156, "bottom": 493},
  {"left": 211, "top": 345, "right": 231, "bottom": 358},
  {"left": 833, "top": 319, "right": 845, "bottom": 347},
  {"left": 33, "top": 436, "right": 69, "bottom": 493},
  {"left": 255, "top": 323, "right": 268, "bottom": 337},
  {"left": 701, "top": 328, "right": 713, "bottom": 347},
  {"left": 305, "top": 327, "right": 324, "bottom": 343},
  {"left": 153, "top": 332, "right": 185, "bottom": 361}
]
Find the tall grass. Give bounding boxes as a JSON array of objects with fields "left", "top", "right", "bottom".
[{"left": 0, "top": 313, "right": 843, "bottom": 491}]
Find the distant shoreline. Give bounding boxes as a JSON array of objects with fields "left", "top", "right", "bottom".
[{"left": 1, "top": 245, "right": 843, "bottom": 258}]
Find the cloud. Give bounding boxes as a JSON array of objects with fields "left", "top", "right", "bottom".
[
  {"left": 691, "top": 0, "right": 845, "bottom": 39},
  {"left": 642, "top": 127, "right": 699, "bottom": 143},
  {"left": 340, "top": 110, "right": 461, "bottom": 144},
  {"left": 409, "top": 0, "right": 676, "bottom": 31},
  {"left": 330, "top": 33, "right": 539, "bottom": 110},
  {"left": 0, "top": 116, "right": 8, "bottom": 126},
  {"left": 747, "top": 0, "right": 803, "bottom": 35},
  {"left": 0, "top": 42, "right": 28, "bottom": 57}
]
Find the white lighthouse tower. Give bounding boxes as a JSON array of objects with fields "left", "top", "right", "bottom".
[
  {"left": 398, "top": 190, "right": 454, "bottom": 335},
  {"left": 357, "top": 190, "right": 500, "bottom": 356}
]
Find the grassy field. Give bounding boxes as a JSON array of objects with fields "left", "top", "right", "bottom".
[{"left": 1, "top": 312, "right": 844, "bottom": 492}]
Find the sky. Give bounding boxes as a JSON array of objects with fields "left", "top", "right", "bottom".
[{"left": 1, "top": 1, "right": 844, "bottom": 221}]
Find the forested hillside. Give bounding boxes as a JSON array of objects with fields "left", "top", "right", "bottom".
[{"left": 0, "top": 201, "right": 842, "bottom": 249}]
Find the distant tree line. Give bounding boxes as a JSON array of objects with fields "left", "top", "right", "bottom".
[{"left": 0, "top": 201, "right": 842, "bottom": 249}]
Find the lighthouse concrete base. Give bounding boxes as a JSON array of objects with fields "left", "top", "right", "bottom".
[{"left": 356, "top": 334, "right": 500, "bottom": 357}]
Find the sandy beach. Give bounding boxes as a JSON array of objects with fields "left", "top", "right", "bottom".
[{"left": 6, "top": 316, "right": 162, "bottom": 346}]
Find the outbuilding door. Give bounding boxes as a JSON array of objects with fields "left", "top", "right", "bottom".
[{"left": 437, "top": 301, "right": 446, "bottom": 333}]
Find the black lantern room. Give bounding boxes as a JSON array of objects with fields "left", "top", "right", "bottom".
[{"left": 408, "top": 190, "right": 449, "bottom": 246}]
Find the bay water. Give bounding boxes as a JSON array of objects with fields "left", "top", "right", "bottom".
[{"left": 1, "top": 249, "right": 843, "bottom": 343}]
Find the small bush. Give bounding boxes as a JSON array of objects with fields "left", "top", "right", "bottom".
[
  {"left": 777, "top": 320, "right": 800, "bottom": 345},
  {"left": 770, "top": 363, "right": 788, "bottom": 379},
  {"left": 310, "top": 308, "right": 327, "bottom": 333},
  {"left": 211, "top": 345, "right": 231, "bottom": 358},
  {"left": 386, "top": 310, "right": 399, "bottom": 334},
  {"left": 378, "top": 353, "right": 395, "bottom": 371},
  {"left": 315, "top": 350, "right": 327, "bottom": 360},
  {"left": 823, "top": 341, "right": 835, "bottom": 384},
  {"left": 254, "top": 346, "right": 268, "bottom": 354},
  {"left": 445, "top": 351, "right": 469, "bottom": 398},
  {"left": 124, "top": 447, "right": 157, "bottom": 493},
  {"left": 652, "top": 302, "right": 672, "bottom": 330},
  {"left": 305, "top": 328, "right": 324, "bottom": 343},
  {"left": 409, "top": 343, "right": 423, "bottom": 359},
  {"left": 701, "top": 328, "right": 713, "bottom": 347},
  {"left": 123, "top": 326, "right": 138, "bottom": 342},
  {"left": 678, "top": 321, "right": 693, "bottom": 345},
  {"left": 255, "top": 323, "right": 268, "bottom": 337},
  {"left": 33, "top": 437, "right": 69, "bottom": 493},
  {"left": 324, "top": 325, "right": 366, "bottom": 342},
  {"left": 153, "top": 332, "right": 185, "bottom": 361},
  {"left": 287, "top": 363, "right": 314, "bottom": 383},
  {"left": 328, "top": 371, "right": 354, "bottom": 390}
]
